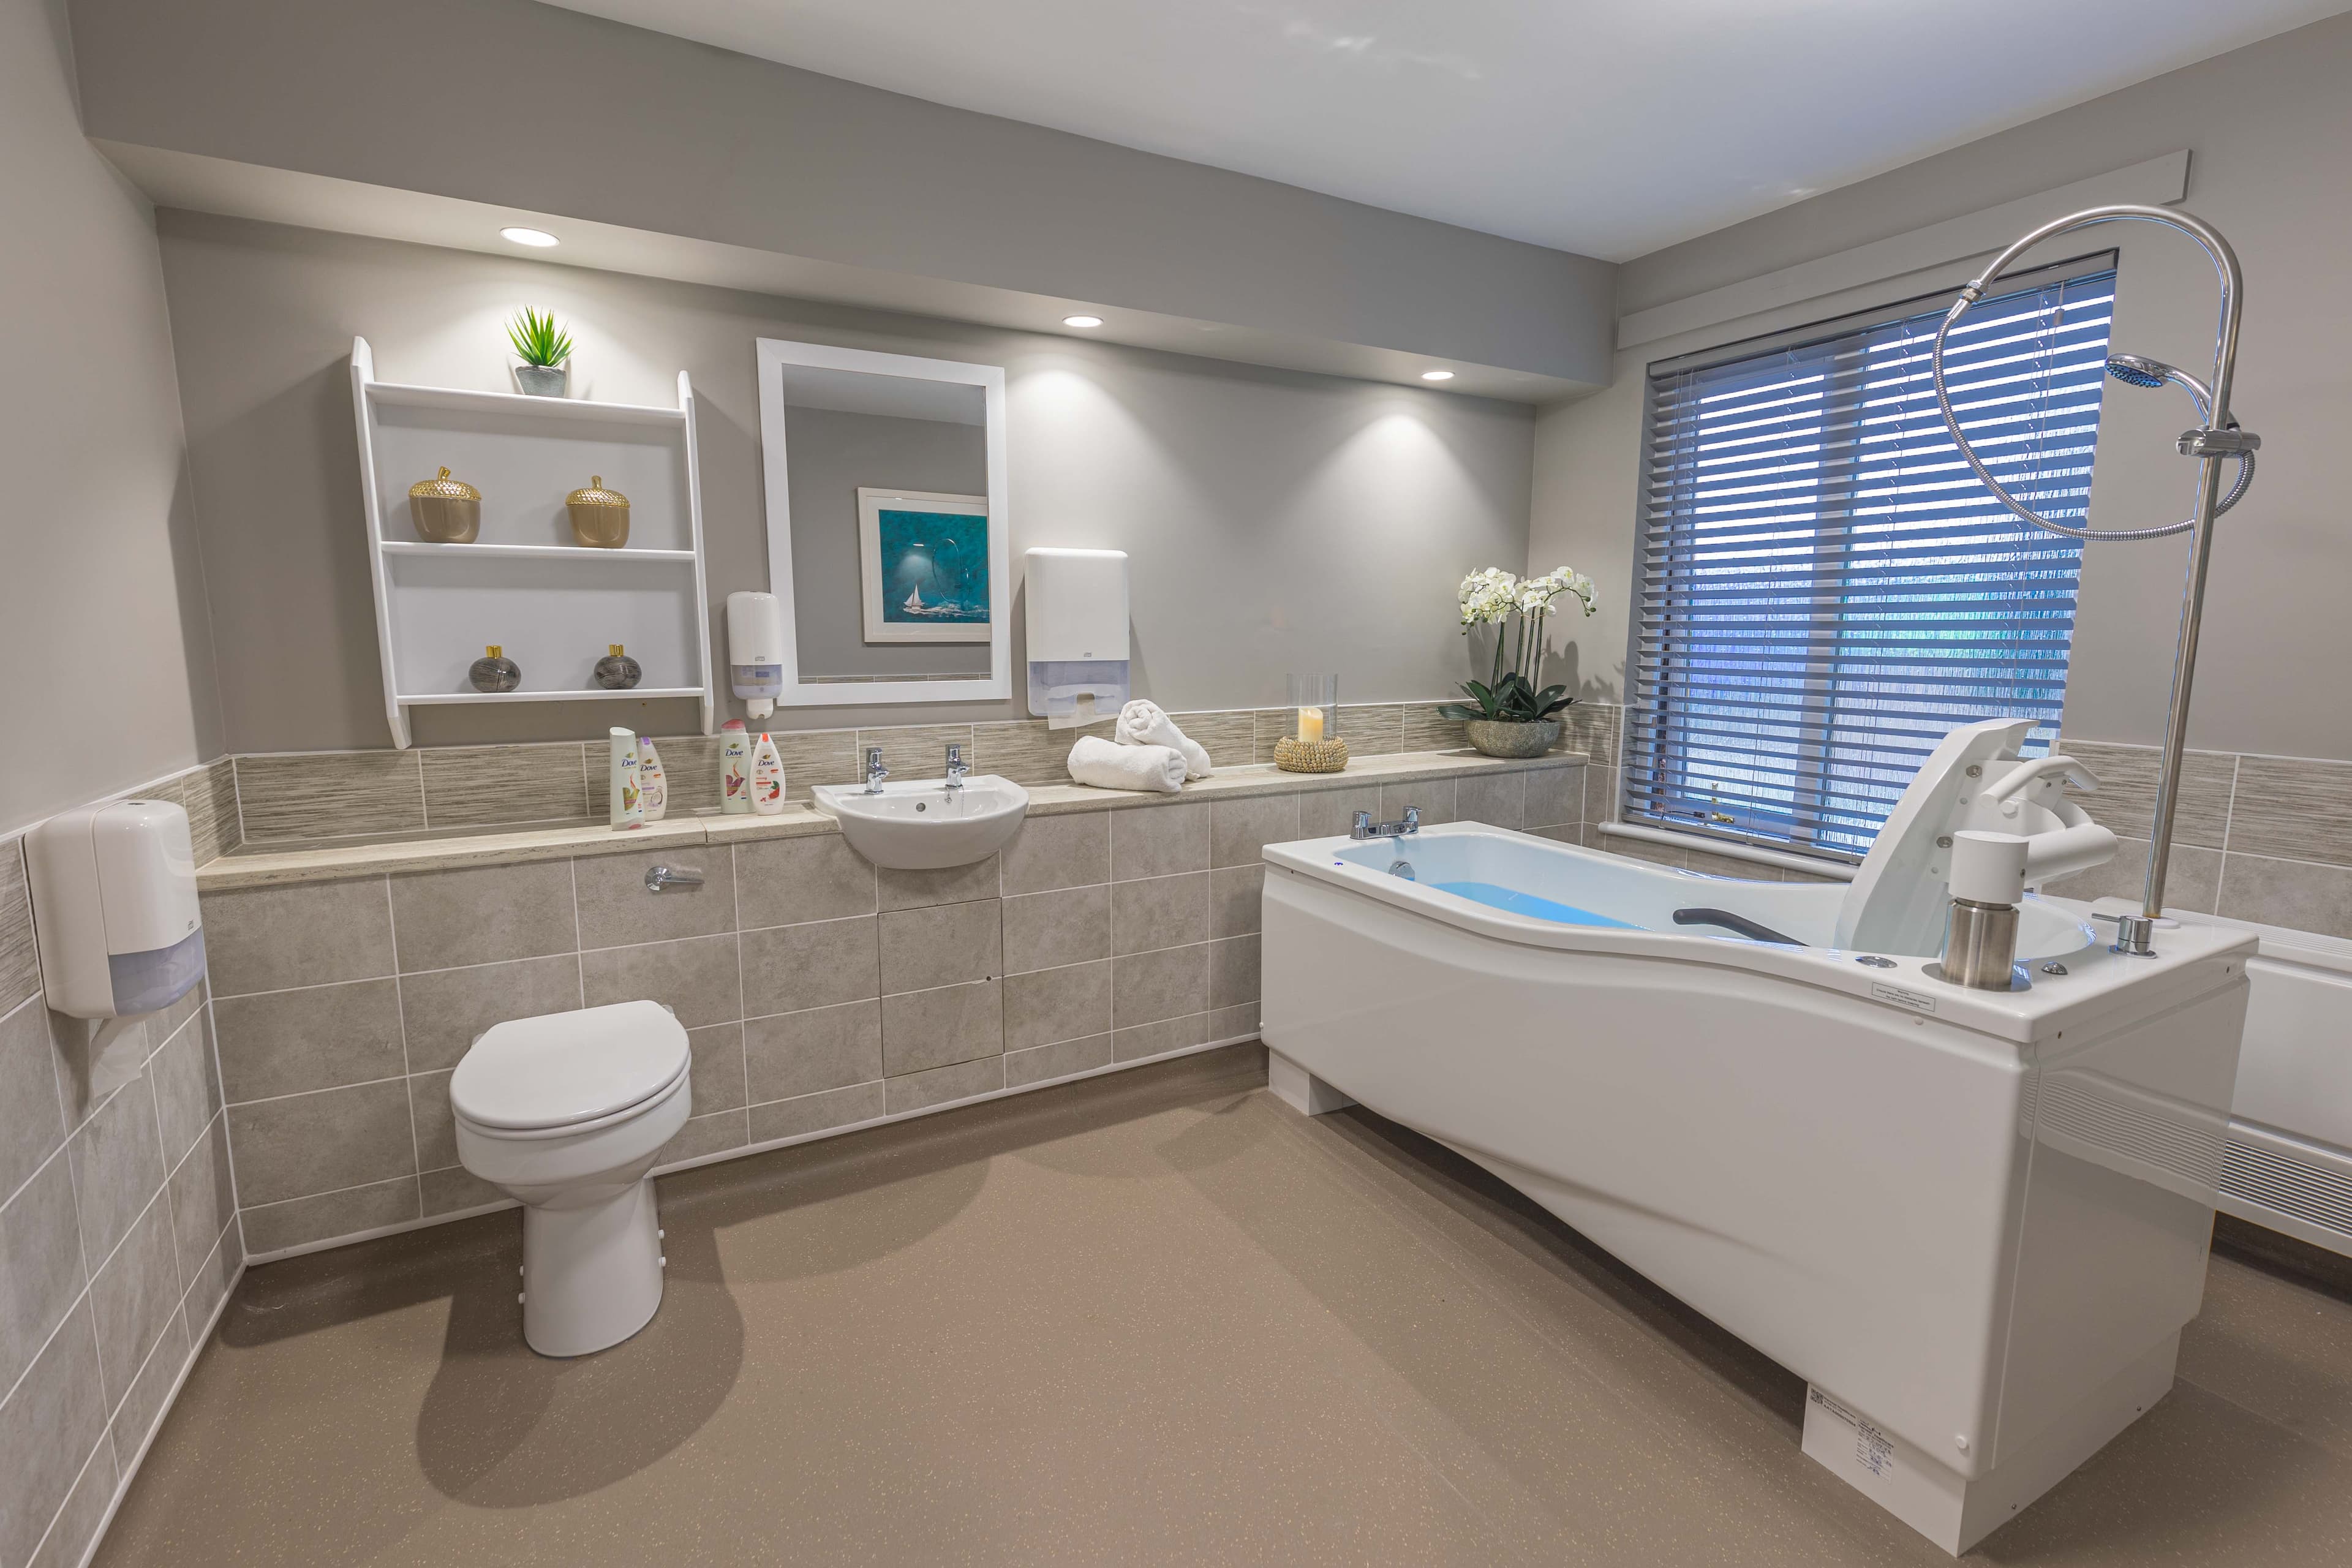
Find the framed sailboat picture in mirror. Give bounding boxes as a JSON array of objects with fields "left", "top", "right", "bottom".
[{"left": 856, "top": 488, "right": 990, "bottom": 643}]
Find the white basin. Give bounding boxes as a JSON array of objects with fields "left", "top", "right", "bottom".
[{"left": 810, "top": 776, "right": 1030, "bottom": 870}]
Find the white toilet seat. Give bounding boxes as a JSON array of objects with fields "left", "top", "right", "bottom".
[{"left": 453, "top": 997, "right": 690, "bottom": 1132}]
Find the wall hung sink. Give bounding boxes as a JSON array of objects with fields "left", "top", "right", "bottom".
[{"left": 810, "top": 777, "right": 1030, "bottom": 870}]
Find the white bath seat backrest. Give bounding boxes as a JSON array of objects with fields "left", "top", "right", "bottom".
[{"left": 1834, "top": 718, "right": 2037, "bottom": 956}]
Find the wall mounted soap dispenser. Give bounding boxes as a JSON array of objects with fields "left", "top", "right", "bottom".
[{"left": 728, "top": 590, "right": 785, "bottom": 718}]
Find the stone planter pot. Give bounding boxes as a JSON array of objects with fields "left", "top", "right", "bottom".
[
  {"left": 514, "top": 362, "right": 569, "bottom": 398},
  {"left": 1464, "top": 717, "right": 1560, "bottom": 759}
]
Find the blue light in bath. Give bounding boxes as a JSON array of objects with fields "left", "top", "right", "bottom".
[{"left": 1431, "top": 880, "right": 1640, "bottom": 929}]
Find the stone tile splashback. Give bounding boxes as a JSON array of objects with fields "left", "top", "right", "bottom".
[
  {"left": 1, "top": 831, "right": 241, "bottom": 1568},
  {"left": 195, "top": 755, "right": 1592, "bottom": 1263}
]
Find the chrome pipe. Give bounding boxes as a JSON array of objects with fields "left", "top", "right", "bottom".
[{"left": 1928, "top": 205, "right": 2259, "bottom": 956}]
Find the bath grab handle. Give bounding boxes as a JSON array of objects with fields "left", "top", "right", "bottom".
[{"left": 1672, "top": 908, "right": 1806, "bottom": 947}]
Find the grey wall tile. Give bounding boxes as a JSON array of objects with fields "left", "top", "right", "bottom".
[
  {"left": 0, "top": 998, "right": 68, "bottom": 1199},
  {"left": 1455, "top": 771, "right": 1526, "bottom": 830},
  {"left": 420, "top": 744, "right": 590, "bottom": 829},
  {"left": 235, "top": 751, "right": 424, "bottom": 843},
  {"left": 392, "top": 859, "right": 578, "bottom": 972},
  {"left": 213, "top": 978, "right": 404, "bottom": 1103},
  {"left": 1297, "top": 784, "right": 1381, "bottom": 840},
  {"left": 2218, "top": 853, "right": 2352, "bottom": 940},
  {"left": 2227, "top": 755, "right": 2352, "bottom": 867},
  {"left": 200, "top": 877, "right": 393, "bottom": 997},
  {"left": 1112, "top": 873, "right": 1210, "bottom": 956},
  {"left": 1113, "top": 1012, "right": 1212, "bottom": 1063},
  {"left": 1000, "top": 813, "right": 1109, "bottom": 895},
  {"left": 745, "top": 1001, "right": 881, "bottom": 1104},
  {"left": 1114, "top": 944, "right": 1210, "bottom": 1028},
  {"left": 1172, "top": 710, "right": 1256, "bottom": 771},
  {"left": 1112, "top": 802, "right": 1208, "bottom": 880},
  {"left": 28, "top": 1433, "right": 115, "bottom": 1568},
  {"left": 1210, "top": 794, "right": 1300, "bottom": 869},
  {"left": 1210, "top": 935, "right": 1262, "bottom": 1009},
  {"left": 687, "top": 1022, "right": 747, "bottom": 1115},
  {"left": 881, "top": 979, "right": 1003, "bottom": 1076},
  {"left": 1207, "top": 1003, "right": 1260, "bottom": 1041},
  {"left": 0, "top": 843, "right": 37, "bottom": 1016},
  {"left": 1525, "top": 764, "right": 1583, "bottom": 829},
  {"left": 746, "top": 1082, "right": 883, "bottom": 1144},
  {"left": 1003, "top": 961, "right": 1112, "bottom": 1052},
  {"left": 181, "top": 1215, "right": 242, "bottom": 1328},
  {"left": 969, "top": 718, "right": 1114, "bottom": 788},
  {"left": 1401, "top": 703, "right": 1469, "bottom": 753},
  {"left": 2059, "top": 742, "right": 2236, "bottom": 849},
  {"left": 1585, "top": 761, "right": 1619, "bottom": 825},
  {"left": 0, "top": 1158, "right": 86, "bottom": 1398},
  {"left": 1600, "top": 832, "right": 1684, "bottom": 868},
  {"left": 1562, "top": 704, "right": 1619, "bottom": 767},
  {"left": 1002, "top": 885, "right": 1111, "bottom": 974},
  {"left": 420, "top": 1167, "right": 505, "bottom": 1218},
  {"left": 400, "top": 954, "right": 581, "bottom": 1073},
  {"left": 1250, "top": 708, "right": 1291, "bottom": 763},
  {"left": 774, "top": 730, "right": 861, "bottom": 802},
  {"left": 0, "top": 1303, "right": 107, "bottom": 1568},
  {"left": 108, "top": 1306, "right": 189, "bottom": 1473},
  {"left": 884, "top": 1055, "right": 1002, "bottom": 1115},
  {"left": 1529, "top": 825, "right": 1580, "bottom": 847},
  {"left": 741, "top": 918, "right": 876, "bottom": 1017},
  {"left": 1336, "top": 705, "right": 1406, "bottom": 757},
  {"left": 1682, "top": 848, "right": 1781, "bottom": 883},
  {"left": 1381, "top": 778, "right": 1455, "bottom": 827},
  {"left": 68, "top": 1080, "right": 167, "bottom": 1265},
  {"left": 735, "top": 836, "right": 877, "bottom": 929},
  {"left": 166, "top": 1117, "right": 236, "bottom": 1287},
  {"left": 89, "top": 1195, "right": 179, "bottom": 1409},
  {"left": 582, "top": 933, "right": 743, "bottom": 1030},
  {"left": 2042, "top": 839, "right": 2222, "bottom": 914},
  {"left": 646, "top": 734, "right": 723, "bottom": 820},
  {"left": 1209, "top": 865, "right": 1264, "bottom": 938},
  {"left": 149, "top": 1010, "right": 223, "bottom": 1169},
  {"left": 409, "top": 1072, "right": 458, "bottom": 1172},
  {"left": 240, "top": 1177, "right": 418, "bottom": 1256},
  {"left": 880, "top": 901, "right": 1001, "bottom": 995},
  {"left": 878, "top": 854, "right": 999, "bottom": 912},
  {"left": 1004, "top": 1035, "right": 1114, "bottom": 1088},
  {"left": 227, "top": 1079, "right": 417, "bottom": 1208},
  {"left": 660, "top": 1110, "right": 749, "bottom": 1166},
  {"left": 576, "top": 848, "right": 733, "bottom": 949},
  {"left": 858, "top": 725, "right": 974, "bottom": 786}
]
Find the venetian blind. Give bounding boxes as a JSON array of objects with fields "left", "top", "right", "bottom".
[{"left": 1625, "top": 261, "right": 2117, "bottom": 859}]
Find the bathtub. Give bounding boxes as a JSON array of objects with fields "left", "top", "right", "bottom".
[{"left": 1260, "top": 823, "right": 2253, "bottom": 1555}]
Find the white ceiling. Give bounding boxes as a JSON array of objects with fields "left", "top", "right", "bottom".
[{"left": 541, "top": 1, "right": 2346, "bottom": 261}]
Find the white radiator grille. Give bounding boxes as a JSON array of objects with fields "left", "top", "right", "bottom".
[{"left": 2222, "top": 1125, "right": 2352, "bottom": 1245}]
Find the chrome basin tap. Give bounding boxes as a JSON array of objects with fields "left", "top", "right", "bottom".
[
  {"left": 1351, "top": 806, "right": 1420, "bottom": 840},
  {"left": 944, "top": 743, "right": 968, "bottom": 792},
  {"left": 864, "top": 745, "right": 889, "bottom": 794}
]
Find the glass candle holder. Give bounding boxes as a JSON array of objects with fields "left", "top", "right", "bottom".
[{"left": 1276, "top": 674, "right": 1348, "bottom": 772}]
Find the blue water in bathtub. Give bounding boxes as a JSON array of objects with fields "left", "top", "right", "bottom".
[{"left": 1430, "top": 881, "right": 1640, "bottom": 929}]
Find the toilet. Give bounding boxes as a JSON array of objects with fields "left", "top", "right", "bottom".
[{"left": 451, "top": 999, "right": 693, "bottom": 1357}]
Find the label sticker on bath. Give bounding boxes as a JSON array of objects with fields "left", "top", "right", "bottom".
[
  {"left": 1870, "top": 981, "right": 1937, "bottom": 1015},
  {"left": 1810, "top": 1390, "right": 1898, "bottom": 1479}
]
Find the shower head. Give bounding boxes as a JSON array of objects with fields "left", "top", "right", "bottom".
[{"left": 2104, "top": 352, "right": 2214, "bottom": 420}]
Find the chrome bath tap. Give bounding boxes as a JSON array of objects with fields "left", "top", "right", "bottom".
[{"left": 1352, "top": 807, "right": 1420, "bottom": 840}]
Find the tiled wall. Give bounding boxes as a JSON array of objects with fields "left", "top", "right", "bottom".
[
  {"left": 198, "top": 761, "right": 1591, "bottom": 1258},
  {"left": 1, "top": 834, "right": 241, "bottom": 1568},
  {"left": 211, "top": 704, "right": 1491, "bottom": 849}
]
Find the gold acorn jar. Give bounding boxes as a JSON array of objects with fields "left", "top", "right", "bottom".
[
  {"left": 408, "top": 467, "right": 481, "bottom": 543},
  {"left": 565, "top": 475, "right": 630, "bottom": 548}
]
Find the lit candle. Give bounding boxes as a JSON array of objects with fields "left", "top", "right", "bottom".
[{"left": 1297, "top": 706, "right": 1325, "bottom": 743}]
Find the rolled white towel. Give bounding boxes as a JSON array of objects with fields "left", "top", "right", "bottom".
[
  {"left": 1068, "top": 734, "right": 1187, "bottom": 794},
  {"left": 1114, "top": 699, "right": 1212, "bottom": 780}
]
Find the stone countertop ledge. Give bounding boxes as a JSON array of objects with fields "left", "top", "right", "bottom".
[{"left": 195, "top": 748, "right": 1589, "bottom": 891}]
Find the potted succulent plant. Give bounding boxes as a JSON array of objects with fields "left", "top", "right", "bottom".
[
  {"left": 1440, "top": 565, "right": 1598, "bottom": 757},
  {"left": 507, "top": 306, "right": 575, "bottom": 397}
]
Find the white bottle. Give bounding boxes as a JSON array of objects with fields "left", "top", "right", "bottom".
[
  {"left": 637, "top": 736, "right": 668, "bottom": 822},
  {"left": 750, "top": 733, "right": 786, "bottom": 816},
  {"left": 608, "top": 727, "right": 643, "bottom": 830},
  {"left": 719, "top": 720, "right": 751, "bottom": 815}
]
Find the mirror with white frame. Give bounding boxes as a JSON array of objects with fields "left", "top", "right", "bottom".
[{"left": 755, "top": 339, "right": 1010, "bottom": 705}]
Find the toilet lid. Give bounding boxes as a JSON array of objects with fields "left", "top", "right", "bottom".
[{"left": 451, "top": 998, "right": 691, "bottom": 1131}]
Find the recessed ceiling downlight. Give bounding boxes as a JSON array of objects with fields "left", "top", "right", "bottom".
[
  {"left": 1420, "top": 369, "right": 1456, "bottom": 382},
  {"left": 500, "top": 227, "right": 561, "bottom": 248},
  {"left": 1062, "top": 314, "right": 1104, "bottom": 328}
]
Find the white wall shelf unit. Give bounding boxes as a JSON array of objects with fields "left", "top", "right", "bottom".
[{"left": 349, "top": 337, "right": 715, "bottom": 747}]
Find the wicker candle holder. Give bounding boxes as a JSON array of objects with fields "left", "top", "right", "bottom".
[
  {"left": 1273, "top": 735, "right": 1350, "bottom": 773},
  {"left": 1275, "top": 674, "right": 1348, "bottom": 773}
]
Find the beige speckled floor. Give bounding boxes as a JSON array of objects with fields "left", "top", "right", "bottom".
[{"left": 100, "top": 1044, "right": 2352, "bottom": 1566}]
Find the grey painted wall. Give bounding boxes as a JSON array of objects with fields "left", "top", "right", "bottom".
[
  {"left": 154, "top": 212, "right": 1534, "bottom": 752},
  {"left": 1, "top": 0, "right": 221, "bottom": 836},
  {"left": 69, "top": 0, "right": 1615, "bottom": 388},
  {"left": 1530, "top": 10, "right": 2352, "bottom": 761},
  {"left": 785, "top": 405, "right": 989, "bottom": 680}
]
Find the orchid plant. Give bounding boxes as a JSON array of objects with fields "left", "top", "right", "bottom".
[{"left": 1441, "top": 565, "right": 1598, "bottom": 725}]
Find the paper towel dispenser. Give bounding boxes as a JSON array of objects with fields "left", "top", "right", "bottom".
[
  {"left": 28, "top": 799, "right": 205, "bottom": 1019},
  {"left": 1025, "top": 548, "right": 1129, "bottom": 726}
]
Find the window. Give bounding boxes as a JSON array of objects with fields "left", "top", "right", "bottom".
[{"left": 1624, "top": 259, "right": 2117, "bottom": 861}]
